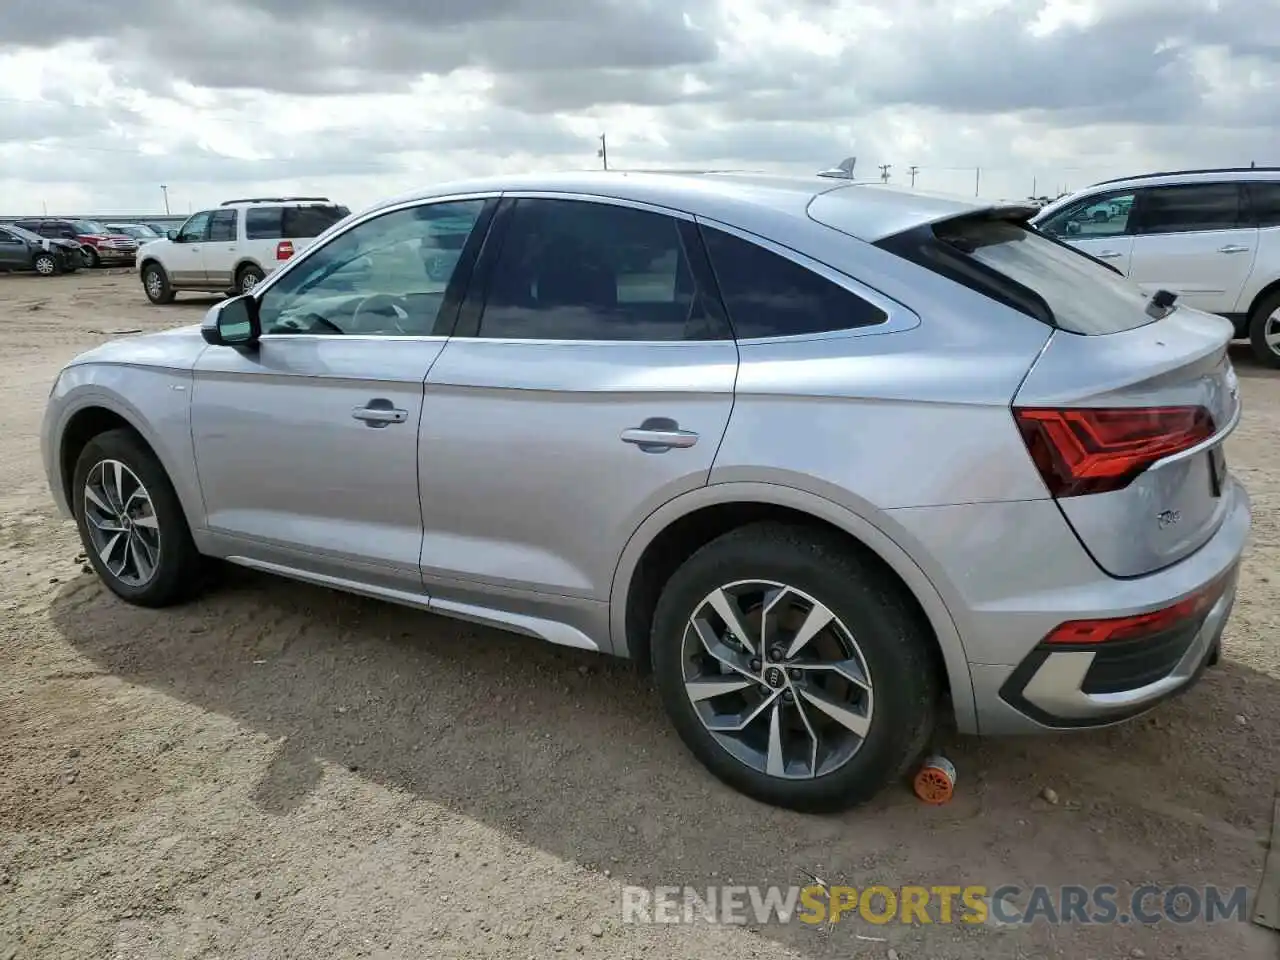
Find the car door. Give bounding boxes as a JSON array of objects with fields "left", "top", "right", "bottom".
[
  {"left": 1125, "top": 181, "right": 1257, "bottom": 314},
  {"left": 1034, "top": 189, "right": 1137, "bottom": 274},
  {"left": 170, "top": 211, "right": 213, "bottom": 284},
  {"left": 0, "top": 228, "right": 28, "bottom": 268},
  {"left": 190, "top": 195, "right": 496, "bottom": 593},
  {"left": 201, "top": 209, "right": 238, "bottom": 287},
  {"left": 418, "top": 195, "right": 738, "bottom": 603}
]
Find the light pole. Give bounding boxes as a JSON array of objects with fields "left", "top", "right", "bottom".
[
  {"left": 160, "top": 185, "right": 170, "bottom": 215},
  {"left": 597, "top": 134, "right": 608, "bottom": 171}
]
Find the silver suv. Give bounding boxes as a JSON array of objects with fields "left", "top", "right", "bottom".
[{"left": 41, "top": 173, "right": 1251, "bottom": 811}]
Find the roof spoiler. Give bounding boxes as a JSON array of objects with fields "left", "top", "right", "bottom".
[{"left": 817, "top": 157, "right": 857, "bottom": 179}]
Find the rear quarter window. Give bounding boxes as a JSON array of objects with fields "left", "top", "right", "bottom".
[
  {"left": 282, "top": 205, "right": 350, "bottom": 238},
  {"left": 245, "top": 207, "right": 284, "bottom": 240},
  {"left": 876, "top": 216, "right": 1155, "bottom": 335}
]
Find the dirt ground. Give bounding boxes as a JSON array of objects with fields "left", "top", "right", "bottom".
[{"left": 1, "top": 270, "right": 1278, "bottom": 960}]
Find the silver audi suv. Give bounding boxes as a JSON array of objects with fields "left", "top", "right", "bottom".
[{"left": 41, "top": 172, "right": 1251, "bottom": 811}]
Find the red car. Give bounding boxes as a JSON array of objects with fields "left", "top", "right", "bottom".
[{"left": 12, "top": 218, "right": 138, "bottom": 267}]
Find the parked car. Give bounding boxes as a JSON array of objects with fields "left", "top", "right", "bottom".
[
  {"left": 1032, "top": 167, "right": 1280, "bottom": 366},
  {"left": 136, "top": 196, "right": 351, "bottom": 303},
  {"left": 106, "top": 222, "right": 166, "bottom": 248},
  {"left": 11, "top": 218, "right": 137, "bottom": 267},
  {"left": 0, "top": 222, "right": 82, "bottom": 275},
  {"left": 42, "top": 172, "right": 1250, "bottom": 812}
]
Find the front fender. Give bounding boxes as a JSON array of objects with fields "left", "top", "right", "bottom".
[
  {"left": 606, "top": 480, "right": 979, "bottom": 735},
  {"left": 44, "top": 364, "right": 205, "bottom": 534}
]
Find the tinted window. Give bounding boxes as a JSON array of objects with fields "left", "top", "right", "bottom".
[
  {"left": 1133, "top": 183, "right": 1242, "bottom": 235},
  {"left": 1247, "top": 182, "right": 1280, "bottom": 229},
  {"left": 178, "top": 212, "right": 212, "bottom": 242},
  {"left": 701, "top": 226, "right": 887, "bottom": 339},
  {"left": 73, "top": 220, "right": 109, "bottom": 235},
  {"left": 257, "top": 199, "right": 486, "bottom": 337},
  {"left": 245, "top": 207, "right": 284, "bottom": 239},
  {"left": 878, "top": 217, "right": 1154, "bottom": 335},
  {"left": 282, "top": 205, "right": 349, "bottom": 238},
  {"left": 477, "top": 198, "right": 722, "bottom": 341},
  {"left": 0, "top": 228, "right": 17, "bottom": 242},
  {"left": 207, "top": 210, "right": 237, "bottom": 242},
  {"left": 1036, "top": 192, "right": 1135, "bottom": 239}
]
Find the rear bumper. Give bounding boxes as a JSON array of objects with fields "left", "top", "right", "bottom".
[{"left": 888, "top": 475, "right": 1251, "bottom": 735}]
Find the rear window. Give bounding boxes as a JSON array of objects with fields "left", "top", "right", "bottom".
[
  {"left": 245, "top": 204, "right": 349, "bottom": 240},
  {"left": 877, "top": 216, "right": 1155, "bottom": 335}
]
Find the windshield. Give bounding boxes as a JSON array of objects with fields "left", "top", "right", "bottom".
[
  {"left": 110, "top": 224, "right": 160, "bottom": 238},
  {"left": 73, "top": 220, "right": 110, "bottom": 235}
]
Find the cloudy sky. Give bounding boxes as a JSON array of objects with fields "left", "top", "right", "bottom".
[{"left": 1, "top": 0, "right": 1275, "bottom": 217}]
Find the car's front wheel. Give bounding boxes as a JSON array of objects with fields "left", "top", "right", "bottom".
[
  {"left": 71, "top": 428, "right": 203, "bottom": 607},
  {"left": 141, "top": 262, "right": 175, "bottom": 304},
  {"left": 1248, "top": 289, "right": 1280, "bottom": 369},
  {"left": 650, "top": 522, "right": 938, "bottom": 812},
  {"left": 81, "top": 247, "right": 100, "bottom": 268},
  {"left": 33, "top": 253, "right": 58, "bottom": 276}
]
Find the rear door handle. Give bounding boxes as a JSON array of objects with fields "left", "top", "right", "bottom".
[
  {"left": 352, "top": 402, "right": 408, "bottom": 426},
  {"left": 1218, "top": 244, "right": 1250, "bottom": 254},
  {"left": 621, "top": 417, "right": 699, "bottom": 452}
]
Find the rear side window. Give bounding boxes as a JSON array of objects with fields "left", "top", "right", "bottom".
[
  {"left": 1132, "top": 183, "right": 1243, "bottom": 235},
  {"left": 282, "top": 205, "right": 349, "bottom": 238},
  {"left": 1247, "top": 182, "right": 1280, "bottom": 229},
  {"left": 877, "top": 217, "right": 1155, "bottom": 335},
  {"left": 245, "top": 207, "right": 284, "bottom": 239},
  {"left": 700, "top": 226, "right": 887, "bottom": 339}
]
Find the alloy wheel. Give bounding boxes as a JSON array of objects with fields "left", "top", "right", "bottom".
[
  {"left": 681, "top": 579, "right": 874, "bottom": 779},
  {"left": 82, "top": 459, "right": 162, "bottom": 587},
  {"left": 240, "top": 271, "right": 261, "bottom": 293},
  {"left": 1265, "top": 309, "right": 1280, "bottom": 359},
  {"left": 145, "top": 270, "right": 164, "bottom": 300},
  {"left": 34, "top": 256, "right": 55, "bottom": 275}
]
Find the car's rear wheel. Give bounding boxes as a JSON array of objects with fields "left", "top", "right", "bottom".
[
  {"left": 650, "top": 522, "right": 938, "bottom": 812},
  {"left": 71, "top": 428, "right": 203, "bottom": 607},
  {"left": 1248, "top": 290, "right": 1280, "bottom": 369},
  {"left": 142, "top": 262, "right": 175, "bottom": 304},
  {"left": 33, "top": 253, "right": 58, "bottom": 276},
  {"left": 236, "top": 263, "right": 265, "bottom": 294}
]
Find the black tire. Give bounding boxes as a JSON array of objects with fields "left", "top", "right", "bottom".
[
  {"left": 141, "top": 262, "right": 175, "bottom": 304},
  {"left": 33, "top": 253, "right": 59, "bottom": 276},
  {"left": 650, "top": 522, "right": 939, "bottom": 813},
  {"left": 236, "top": 263, "right": 266, "bottom": 294},
  {"left": 1247, "top": 289, "right": 1280, "bottom": 369},
  {"left": 71, "top": 428, "right": 203, "bottom": 607},
  {"left": 82, "top": 247, "right": 100, "bottom": 268}
]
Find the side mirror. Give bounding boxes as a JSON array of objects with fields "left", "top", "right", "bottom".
[
  {"left": 167, "top": 229, "right": 179, "bottom": 241},
  {"left": 201, "top": 295, "right": 260, "bottom": 348}
]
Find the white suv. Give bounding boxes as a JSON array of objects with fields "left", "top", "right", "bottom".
[
  {"left": 137, "top": 197, "right": 351, "bottom": 304},
  {"left": 1032, "top": 167, "right": 1280, "bottom": 366}
]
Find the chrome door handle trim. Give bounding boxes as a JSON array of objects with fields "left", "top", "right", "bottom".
[
  {"left": 1218, "top": 244, "right": 1250, "bottom": 254},
  {"left": 1097, "top": 250, "right": 1124, "bottom": 259},
  {"left": 621, "top": 427, "right": 699, "bottom": 451},
  {"left": 352, "top": 406, "right": 408, "bottom": 424}
]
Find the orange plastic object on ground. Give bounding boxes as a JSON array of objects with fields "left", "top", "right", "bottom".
[{"left": 913, "top": 755, "right": 956, "bottom": 804}]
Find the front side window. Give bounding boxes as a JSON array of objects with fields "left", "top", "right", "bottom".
[
  {"left": 1131, "top": 183, "right": 1243, "bottom": 235},
  {"left": 1036, "top": 192, "right": 1135, "bottom": 239},
  {"left": 256, "top": 199, "right": 487, "bottom": 337},
  {"left": 476, "top": 198, "right": 723, "bottom": 341},
  {"left": 701, "top": 226, "right": 888, "bottom": 338},
  {"left": 207, "top": 210, "right": 237, "bottom": 242},
  {"left": 178, "top": 212, "right": 212, "bottom": 243}
]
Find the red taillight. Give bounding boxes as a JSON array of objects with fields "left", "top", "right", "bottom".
[
  {"left": 276, "top": 241, "right": 294, "bottom": 260},
  {"left": 1013, "top": 406, "right": 1215, "bottom": 498},
  {"left": 1043, "top": 572, "right": 1229, "bottom": 645}
]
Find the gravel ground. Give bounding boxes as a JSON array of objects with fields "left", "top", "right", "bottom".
[{"left": 1, "top": 270, "right": 1278, "bottom": 960}]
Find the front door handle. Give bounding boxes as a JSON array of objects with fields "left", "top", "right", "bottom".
[
  {"left": 621, "top": 417, "right": 699, "bottom": 452},
  {"left": 352, "top": 401, "right": 408, "bottom": 427},
  {"left": 1096, "top": 250, "right": 1124, "bottom": 259},
  {"left": 1218, "top": 244, "right": 1250, "bottom": 254}
]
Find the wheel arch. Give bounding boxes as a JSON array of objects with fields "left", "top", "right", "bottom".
[
  {"left": 1244, "top": 276, "right": 1280, "bottom": 322},
  {"left": 608, "top": 482, "right": 978, "bottom": 734},
  {"left": 233, "top": 257, "right": 266, "bottom": 280}
]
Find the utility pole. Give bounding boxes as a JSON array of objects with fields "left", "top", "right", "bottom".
[
  {"left": 598, "top": 134, "right": 608, "bottom": 171},
  {"left": 160, "top": 184, "right": 170, "bottom": 214},
  {"left": 907, "top": 165, "right": 919, "bottom": 188},
  {"left": 878, "top": 163, "right": 891, "bottom": 183},
  {"left": 1032, "top": 175, "right": 1037, "bottom": 197},
  {"left": 975, "top": 167, "right": 981, "bottom": 197}
]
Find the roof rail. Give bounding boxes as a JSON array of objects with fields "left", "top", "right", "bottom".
[
  {"left": 219, "top": 196, "right": 333, "bottom": 206},
  {"left": 1091, "top": 166, "right": 1280, "bottom": 187}
]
